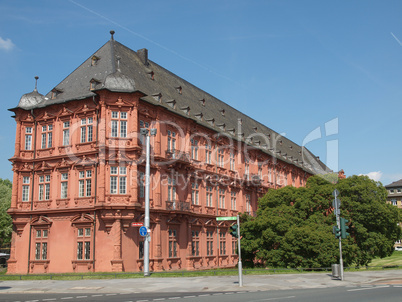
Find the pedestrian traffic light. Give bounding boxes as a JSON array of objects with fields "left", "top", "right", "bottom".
[
  {"left": 230, "top": 224, "right": 238, "bottom": 238},
  {"left": 340, "top": 217, "right": 349, "bottom": 239},
  {"left": 333, "top": 225, "right": 341, "bottom": 239}
]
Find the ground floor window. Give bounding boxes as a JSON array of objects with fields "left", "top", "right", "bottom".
[
  {"left": 169, "top": 229, "right": 177, "bottom": 258},
  {"left": 219, "top": 231, "right": 226, "bottom": 255},
  {"left": 34, "top": 229, "right": 48, "bottom": 260},
  {"left": 206, "top": 230, "right": 214, "bottom": 256},
  {"left": 191, "top": 230, "right": 200, "bottom": 256},
  {"left": 76, "top": 227, "right": 92, "bottom": 260}
]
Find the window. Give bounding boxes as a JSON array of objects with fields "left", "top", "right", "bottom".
[
  {"left": 77, "top": 227, "right": 91, "bottom": 260},
  {"left": 139, "top": 240, "right": 144, "bottom": 259},
  {"left": 391, "top": 199, "right": 397, "bottom": 206},
  {"left": 61, "top": 173, "right": 68, "bottom": 199},
  {"left": 110, "top": 166, "right": 127, "bottom": 194},
  {"left": 232, "top": 237, "right": 237, "bottom": 255},
  {"left": 79, "top": 170, "right": 92, "bottom": 197},
  {"left": 246, "top": 194, "right": 251, "bottom": 213},
  {"left": 139, "top": 120, "right": 150, "bottom": 144},
  {"left": 205, "top": 144, "right": 212, "bottom": 164},
  {"left": 22, "top": 176, "right": 30, "bottom": 202},
  {"left": 219, "top": 231, "right": 226, "bottom": 255},
  {"left": 34, "top": 229, "right": 48, "bottom": 260},
  {"left": 230, "top": 152, "right": 235, "bottom": 171},
  {"left": 390, "top": 189, "right": 395, "bottom": 194},
  {"left": 38, "top": 175, "right": 50, "bottom": 201},
  {"left": 41, "top": 125, "right": 53, "bottom": 149},
  {"left": 206, "top": 230, "right": 214, "bottom": 256},
  {"left": 139, "top": 172, "right": 145, "bottom": 198},
  {"left": 244, "top": 159, "right": 249, "bottom": 180},
  {"left": 231, "top": 191, "right": 237, "bottom": 210},
  {"left": 398, "top": 189, "right": 402, "bottom": 193},
  {"left": 167, "top": 130, "right": 176, "bottom": 152},
  {"left": 191, "top": 139, "right": 198, "bottom": 160},
  {"left": 167, "top": 177, "right": 176, "bottom": 201},
  {"left": 168, "top": 229, "right": 177, "bottom": 258},
  {"left": 63, "top": 121, "right": 70, "bottom": 146},
  {"left": 111, "top": 111, "right": 127, "bottom": 138},
  {"left": 218, "top": 148, "right": 224, "bottom": 167},
  {"left": 191, "top": 230, "right": 200, "bottom": 256},
  {"left": 80, "top": 118, "right": 94, "bottom": 143},
  {"left": 25, "top": 127, "right": 32, "bottom": 150},
  {"left": 219, "top": 188, "right": 225, "bottom": 208},
  {"left": 191, "top": 182, "right": 199, "bottom": 205},
  {"left": 206, "top": 186, "right": 213, "bottom": 207}
]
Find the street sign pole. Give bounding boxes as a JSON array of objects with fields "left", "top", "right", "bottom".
[
  {"left": 333, "top": 189, "right": 344, "bottom": 281},
  {"left": 143, "top": 132, "right": 150, "bottom": 277},
  {"left": 237, "top": 215, "right": 243, "bottom": 287}
]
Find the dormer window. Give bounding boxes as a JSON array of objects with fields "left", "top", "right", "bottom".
[
  {"left": 175, "top": 86, "right": 182, "bottom": 94},
  {"left": 199, "top": 99, "right": 205, "bottom": 107},
  {"left": 148, "top": 71, "right": 154, "bottom": 80},
  {"left": 90, "top": 78, "right": 101, "bottom": 91},
  {"left": 194, "top": 113, "right": 203, "bottom": 120},
  {"left": 51, "top": 88, "right": 63, "bottom": 100},
  {"left": 91, "top": 56, "right": 100, "bottom": 66},
  {"left": 253, "top": 127, "right": 257, "bottom": 132},
  {"left": 165, "top": 99, "right": 176, "bottom": 109},
  {"left": 220, "top": 109, "right": 225, "bottom": 116},
  {"left": 205, "top": 118, "right": 214, "bottom": 126},
  {"left": 152, "top": 93, "right": 162, "bottom": 102},
  {"left": 180, "top": 106, "right": 190, "bottom": 115}
]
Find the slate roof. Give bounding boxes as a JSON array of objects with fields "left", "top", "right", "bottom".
[
  {"left": 385, "top": 179, "right": 402, "bottom": 188},
  {"left": 11, "top": 33, "right": 330, "bottom": 176}
]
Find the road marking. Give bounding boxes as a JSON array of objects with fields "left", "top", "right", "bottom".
[
  {"left": 76, "top": 296, "right": 87, "bottom": 299},
  {"left": 183, "top": 296, "right": 196, "bottom": 298},
  {"left": 153, "top": 299, "right": 166, "bottom": 301},
  {"left": 61, "top": 298, "right": 73, "bottom": 300},
  {"left": 348, "top": 286, "right": 390, "bottom": 292},
  {"left": 106, "top": 293, "right": 117, "bottom": 296},
  {"left": 249, "top": 296, "right": 295, "bottom": 302},
  {"left": 91, "top": 295, "right": 103, "bottom": 297},
  {"left": 168, "top": 298, "right": 181, "bottom": 300},
  {"left": 198, "top": 294, "right": 210, "bottom": 297},
  {"left": 43, "top": 299, "right": 57, "bottom": 301}
]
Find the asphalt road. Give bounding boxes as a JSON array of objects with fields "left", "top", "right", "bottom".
[{"left": 0, "top": 286, "right": 401, "bottom": 302}]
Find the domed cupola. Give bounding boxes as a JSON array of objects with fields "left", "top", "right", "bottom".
[
  {"left": 18, "top": 76, "right": 46, "bottom": 109},
  {"left": 103, "top": 56, "right": 136, "bottom": 92}
]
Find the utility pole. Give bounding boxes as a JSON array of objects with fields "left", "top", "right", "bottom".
[
  {"left": 237, "top": 214, "right": 243, "bottom": 287},
  {"left": 140, "top": 128, "right": 157, "bottom": 277}
]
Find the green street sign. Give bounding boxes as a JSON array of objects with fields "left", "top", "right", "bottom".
[{"left": 216, "top": 216, "right": 237, "bottom": 221}]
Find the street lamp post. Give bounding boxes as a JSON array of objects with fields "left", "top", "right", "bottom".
[{"left": 140, "top": 128, "right": 157, "bottom": 277}]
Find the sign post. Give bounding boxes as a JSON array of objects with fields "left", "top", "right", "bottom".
[
  {"left": 332, "top": 189, "right": 344, "bottom": 281},
  {"left": 216, "top": 216, "right": 243, "bottom": 287}
]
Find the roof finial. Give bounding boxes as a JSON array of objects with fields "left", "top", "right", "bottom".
[
  {"left": 116, "top": 56, "right": 121, "bottom": 72},
  {"left": 110, "top": 30, "right": 115, "bottom": 40},
  {"left": 34, "top": 76, "right": 39, "bottom": 92}
]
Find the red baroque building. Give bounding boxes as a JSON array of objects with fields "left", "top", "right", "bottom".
[{"left": 7, "top": 31, "right": 329, "bottom": 274}]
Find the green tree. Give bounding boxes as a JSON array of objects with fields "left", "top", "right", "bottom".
[
  {"left": 0, "top": 178, "right": 12, "bottom": 248},
  {"left": 241, "top": 175, "right": 401, "bottom": 268}
]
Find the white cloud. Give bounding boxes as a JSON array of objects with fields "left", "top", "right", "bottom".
[
  {"left": 359, "top": 171, "right": 383, "bottom": 182},
  {"left": 0, "top": 37, "right": 15, "bottom": 51}
]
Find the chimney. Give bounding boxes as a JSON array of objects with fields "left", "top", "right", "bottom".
[{"left": 137, "top": 48, "right": 148, "bottom": 65}]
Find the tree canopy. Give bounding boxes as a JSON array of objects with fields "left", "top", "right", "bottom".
[
  {"left": 0, "top": 178, "right": 12, "bottom": 248},
  {"left": 240, "top": 175, "right": 401, "bottom": 268}
]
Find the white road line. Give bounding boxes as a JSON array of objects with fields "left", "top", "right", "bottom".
[
  {"left": 348, "top": 286, "right": 390, "bottom": 292},
  {"left": 153, "top": 299, "right": 166, "bottom": 301},
  {"left": 75, "top": 296, "right": 87, "bottom": 299},
  {"left": 106, "top": 293, "right": 117, "bottom": 296},
  {"left": 91, "top": 294, "right": 103, "bottom": 297},
  {"left": 168, "top": 297, "right": 181, "bottom": 300},
  {"left": 183, "top": 296, "right": 196, "bottom": 298},
  {"left": 198, "top": 294, "right": 210, "bottom": 297},
  {"left": 61, "top": 298, "right": 73, "bottom": 300},
  {"left": 43, "top": 299, "right": 57, "bottom": 301}
]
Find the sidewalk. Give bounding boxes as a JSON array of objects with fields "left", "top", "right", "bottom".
[{"left": 0, "top": 270, "right": 401, "bottom": 294}]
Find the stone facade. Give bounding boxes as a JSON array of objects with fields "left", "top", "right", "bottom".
[{"left": 7, "top": 33, "right": 326, "bottom": 274}]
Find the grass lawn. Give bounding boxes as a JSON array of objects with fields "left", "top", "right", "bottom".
[{"left": 369, "top": 251, "right": 402, "bottom": 267}]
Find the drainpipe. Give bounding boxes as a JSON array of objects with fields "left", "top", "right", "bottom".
[
  {"left": 27, "top": 109, "right": 37, "bottom": 273},
  {"left": 92, "top": 95, "right": 99, "bottom": 271}
]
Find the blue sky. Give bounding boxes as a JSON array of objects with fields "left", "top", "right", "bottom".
[{"left": 0, "top": 0, "right": 401, "bottom": 185}]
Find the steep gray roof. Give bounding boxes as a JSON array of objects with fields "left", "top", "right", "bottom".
[{"left": 12, "top": 35, "right": 330, "bottom": 176}]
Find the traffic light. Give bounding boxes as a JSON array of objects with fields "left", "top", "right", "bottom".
[
  {"left": 230, "top": 224, "right": 238, "bottom": 238},
  {"left": 333, "top": 225, "right": 341, "bottom": 239},
  {"left": 340, "top": 217, "right": 350, "bottom": 239}
]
